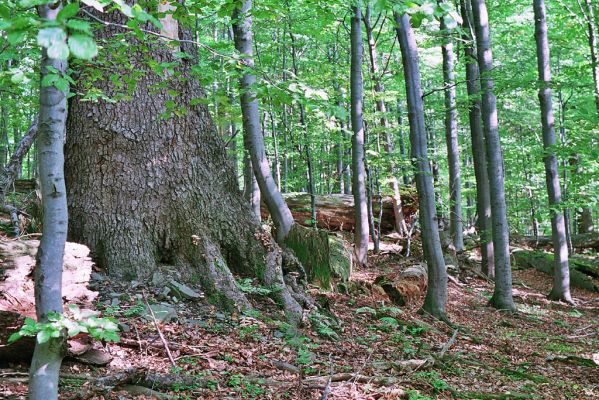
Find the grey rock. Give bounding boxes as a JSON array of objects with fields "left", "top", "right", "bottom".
[
  {"left": 144, "top": 303, "right": 177, "bottom": 323},
  {"left": 152, "top": 272, "right": 165, "bottom": 286},
  {"left": 118, "top": 323, "right": 130, "bottom": 333},
  {"left": 167, "top": 279, "right": 203, "bottom": 300},
  {"left": 91, "top": 272, "right": 107, "bottom": 282},
  {"left": 111, "top": 298, "right": 120, "bottom": 307}
]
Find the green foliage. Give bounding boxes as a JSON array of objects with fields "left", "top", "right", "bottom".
[
  {"left": 235, "top": 278, "right": 279, "bottom": 296},
  {"left": 8, "top": 304, "right": 120, "bottom": 344}
]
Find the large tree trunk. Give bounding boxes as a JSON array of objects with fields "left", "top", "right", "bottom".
[
  {"left": 232, "top": 0, "right": 294, "bottom": 243},
  {"left": 460, "top": 0, "right": 494, "bottom": 278},
  {"left": 471, "top": 0, "right": 516, "bottom": 311},
  {"left": 364, "top": 2, "right": 408, "bottom": 237},
  {"left": 350, "top": 5, "right": 369, "bottom": 267},
  {"left": 65, "top": 10, "right": 305, "bottom": 322},
  {"left": 395, "top": 12, "right": 448, "bottom": 321},
  {"left": 439, "top": 4, "right": 464, "bottom": 252},
  {"left": 533, "top": 0, "right": 573, "bottom": 303},
  {"left": 29, "top": 4, "right": 69, "bottom": 399}
]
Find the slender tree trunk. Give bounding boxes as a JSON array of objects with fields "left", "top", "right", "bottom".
[
  {"left": 584, "top": 0, "right": 599, "bottom": 114},
  {"left": 471, "top": 0, "right": 515, "bottom": 311},
  {"left": 351, "top": 5, "right": 369, "bottom": 266},
  {"left": 395, "top": 11, "right": 448, "bottom": 320},
  {"left": 577, "top": 0, "right": 596, "bottom": 233},
  {"left": 397, "top": 100, "right": 410, "bottom": 186},
  {"left": 29, "top": 4, "right": 69, "bottom": 398},
  {"left": 364, "top": 2, "right": 407, "bottom": 236},
  {"left": 243, "top": 151, "right": 261, "bottom": 222},
  {"left": 439, "top": 5, "right": 464, "bottom": 251},
  {"left": 232, "top": 0, "right": 294, "bottom": 242},
  {"left": 533, "top": 0, "right": 572, "bottom": 302},
  {"left": 460, "top": 0, "right": 494, "bottom": 278}
]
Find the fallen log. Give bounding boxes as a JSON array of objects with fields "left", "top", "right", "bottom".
[
  {"left": 519, "top": 232, "right": 599, "bottom": 251},
  {"left": 513, "top": 250, "right": 599, "bottom": 292},
  {"left": 261, "top": 191, "right": 418, "bottom": 233}
]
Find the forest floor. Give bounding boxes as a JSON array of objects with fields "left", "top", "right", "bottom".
[{"left": 0, "top": 235, "right": 598, "bottom": 400}]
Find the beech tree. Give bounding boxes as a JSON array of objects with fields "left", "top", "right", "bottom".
[
  {"left": 459, "top": 0, "right": 494, "bottom": 278},
  {"left": 438, "top": 0, "right": 464, "bottom": 252},
  {"left": 394, "top": 10, "right": 448, "bottom": 320},
  {"left": 471, "top": 0, "right": 516, "bottom": 311},
  {"left": 533, "top": 0, "right": 572, "bottom": 303},
  {"left": 28, "top": 4, "right": 69, "bottom": 397},
  {"left": 231, "top": 0, "right": 294, "bottom": 241},
  {"left": 350, "top": 4, "right": 369, "bottom": 267}
]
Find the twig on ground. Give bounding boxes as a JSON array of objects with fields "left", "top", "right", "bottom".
[
  {"left": 142, "top": 291, "right": 176, "bottom": 368},
  {"left": 320, "top": 353, "right": 334, "bottom": 400},
  {"left": 437, "top": 329, "right": 459, "bottom": 359}
]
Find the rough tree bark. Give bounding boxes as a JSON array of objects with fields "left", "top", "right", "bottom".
[
  {"left": 351, "top": 5, "right": 369, "bottom": 267},
  {"left": 533, "top": 0, "right": 573, "bottom": 303},
  {"left": 364, "top": 1, "right": 408, "bottom": 237},
  {"left": 395, "top": 11, "right": 448, "bottom": 320},
  {"left": 232, "top": 0, "right": 294, "bottom": 242},
  {"left": 459, "top": 0, "right": 494, "bottom": 278},
  {"left": 29, "top": 4, "right": 69, "bottom": 399},
  {"left": 65, "top": 9, "right": 305, "bottom": 322},
  {"left": 439, "top": 2, "right": 464, "bottom": 252},
  {"left": 471, "top": 0, "right": 516, "bottom": 311}
]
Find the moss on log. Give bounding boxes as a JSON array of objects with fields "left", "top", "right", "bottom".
[
  {"left": 284, "top": 224, "right": 352, "bottom": 290},
  {"left": 513, "top": 250, "right": 599, "bottom": 292}
]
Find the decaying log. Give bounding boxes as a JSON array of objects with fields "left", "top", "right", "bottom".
[
  {"left": 513, "top": 250, "right": 599, "bottom": 292},
  {"left": 261, "top": 192, "right": 418, "bottom": 233},
  {"left": 374, "top": 263, "right": 428, "bottom": 306},
  {"left": 284, "top": 225, "right": 352, "bottom": 290}
]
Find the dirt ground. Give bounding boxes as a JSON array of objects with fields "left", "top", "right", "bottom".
[{"left": 0, "top": 237, "right": 597, "bottom": 400}]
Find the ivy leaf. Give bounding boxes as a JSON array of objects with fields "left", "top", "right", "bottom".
[
  {"left": 57, "top": 2, "right": 80, "bottom": 22},
  {"left": 68, "top": 34, "right": 98, "bottom": 60}
]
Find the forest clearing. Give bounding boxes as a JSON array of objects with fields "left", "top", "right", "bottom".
[{"left": 0, "top": 0, "right": 598, "bottom": 398}]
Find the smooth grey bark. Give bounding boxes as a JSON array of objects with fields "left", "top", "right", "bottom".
[
  {"left": 394, "top": 11, "right": 448, "bottom": 320},
  {"left": 396, "top": 100, "right": 411, "bottom": 186},
  {"left": 439, "top": 5, "right": 464, "bottom": 251},
  {"left": 29, "top": 4, "right": 69, "bottom": 399},
  {"left": 533, "top": 0, "right": 573, "bottom": 303},
  {"left": 232, "top": 0, "right": 294, "bottom": 242},
  {"left": 572, "top": 0, "right": 596, "bottom": 234},
  {"left": 584, "top": 0, "right": 599, "bottom": 115},
  {"left": 364, "top": 2, "right": 408, "bottom": 236},
  {"left": 351, "top": 5, "right": 369, "bottom": 267},
  {"left": 460, "top": 0, "right": 494, "bottom": 277},
  {"left": 243, "top": 151, "right": 261, "bottom": 222},
  {"left": 471, "top": 0, "right": 516, "bottom": 311}
]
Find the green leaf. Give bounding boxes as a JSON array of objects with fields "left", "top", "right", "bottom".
[
  {"left": 68, "top": 34, "right": 98, "bottom": 60},
  {"left": 66, "top": 19, "right": 92, "bottom": 34},
  {"left": 81, "top": 0, "right": 104, "bottom": 11},
  {"left": 37, "top": 329, "right": 51, "bottom": 344},
  {"left": 10, "top": 70, "right": 24, "bottom": 84},
  {"left": 8, "top": 332, "right": 22, "bottom": 343},
  {"left": 38, "top": 27, "right": 70, "bottom": 59},
  {"left": 54, "top": 77, "right": 70, "bottom": 92},
  {"left": 57, "top": 2, "right": 80, "bottom": 22}
]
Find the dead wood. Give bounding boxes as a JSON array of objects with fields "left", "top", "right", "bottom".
[{"left": 261, "top": 192, "right": 418, "bottom": 234}]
